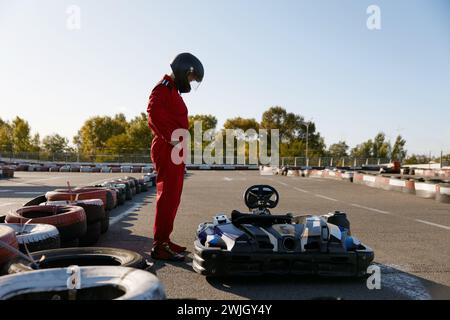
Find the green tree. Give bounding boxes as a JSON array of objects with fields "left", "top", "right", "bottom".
[
  {"left": 74, "top": 114, "right": 128, "bottom": 154},
  {"left": 0, "top": 119, "right": 13, "bottom": 151},
  {"left": 260, "top": 106, "right": 325, "bottom": 157},
  {"left": 391, "top": 135, "right": 407, "bottom": 161},
  {"left": 351, "top": 140, "right": 374, "bottom": 158},
  {"left": 403, "top": 154, "right": 428, "bottom": 165},
  {"left": 42, "top": 134, "right": 69, "bottom": 154},
  {"left": 30, "top": 133, "right": 41, "bottom": 153},
  {"left": 104, "top": 133, "right": 134, "bottom": 154},
  {"left": 11, "top": 116, "right": 32, "bottom": 152},
  {"left": 188, "top": 114, "right": 217, "bottom": 135},
  {"left": 328, "top": 141, "right": 349, "bottom": 158},
  {"left": 372, "top": 132, "right": 390, "bottom": 159},
  {"left": 127, "top": 113, "right": 153, "bottom": 152},
  {"left": 223, "top": 117, "right": 260, "bottom": 133},
  {"left": 261, "top": 106, "right": 303, "bottom": 142}
]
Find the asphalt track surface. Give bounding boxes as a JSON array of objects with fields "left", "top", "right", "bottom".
[{"left": 1, "top": 171, "right": 449, "bottom": 300}]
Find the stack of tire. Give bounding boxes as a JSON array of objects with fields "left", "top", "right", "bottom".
[
  {"left": 0, "top": 174, "right": 161, "bottom": 299},
  {"left": 5, "top": 205, "right": 87, "bottom": 248},
  {"left": 0, "top": 242, "right": 165, "bottom": 299}
]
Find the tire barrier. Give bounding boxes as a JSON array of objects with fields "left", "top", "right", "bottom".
[
  {"left": 436, "top": 184, "right": 450, "bottom": 204},
  {"left": 49, "top": 166, "right": 61, "bottom": 172},
  {"left": 59, "top": 165, "right": 71, "bottom": 172},
  {"left": 111, "top": 166, "right": 121, "bottom": 173},
  {"left": 375, "top": 176, "right": 390, "bottom": 191},
  {"left": 388, "top": 178, "right": 407, "bottom": 192},
  {"left": 6, "top": 205, "right": 87, "bottom": 246},
  {"left": 340, "top": 172, "right": 353, "bottom": 182},
  {"left": 101, "top": 166, "right": 112, "bottom": 173},
  {"left": 80, "top": 166, "right": 93, "bottom": 173},
  {"left": 46, "top": 188, "right": 114, "bottom": 211},
  {"left": 414, "top": 182, "right": 437, "bottom": 199},
  {"left": 362, "top": 174, "right": 377, "bottom": 188},
  {"left": 121, "top": 165, "right": 132, "bottom": 173},
  {"left": 3, "top": 223, "right": 60, "bottom": 253},
  {"left": 70, "top": 165, "right": 81, "bottom": 173},
  {"left": 142, "top": 166, "right": 153, "bottom": 173},
  {"left": 287, "top": 169, "right": 300, "bottom": 176},
  {"left": 7, "top": 247, "right": 148, "bottom": 274},
  {"left": 0, "top": 225, "right": 19, "bottom": 268},
  {"left": 41, "top": 199, "right": 106, "bottom": 246},
  {"left": 403, "top": 180, "right": 416, "bottom": 194},
  {"left": 268, "top": 167, "right": 449, "bottom": 204},
  {"left": 132, "top": 166, "right": 142, "bottom": 173},
  {"left": 0, "top": 266, "right": 165, "bottom": 300},
  {"left": 0, "top": 167, "right": 14, "bottom": 179}
]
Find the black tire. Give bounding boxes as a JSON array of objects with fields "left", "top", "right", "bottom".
[
  {"left": 7, "top": 206, "right": 87, "bottom": 244},
  {"left": 0, "top": 266, "right": 164, "bottom": 300},
  {"left": 101, "top": 211, "right": 110, "bottom": 234},
  {"left": 61, "top": 238, "right": 79, "bottom": 248},
  {"left": 77, "top": 201, "right": 105, "bottom": 224},
  {"left": 125, "top": 188, "right": 133, "bottom": 200},
  {"left": 7, "top": 247, "right": 148, "bottom": 274},
  {"left": 79, "top": 222, "right": 101, "bottom": 247},
  {"left": 4, "top": 224, "right": 61, "bottom": 253},
  {"left": 23, "top": 195, "right": 47, "bottom": 207},
  {"left": 44, "top": 200, "right": 105, "bottom": 225},
  {"left": 118, "top": 192, "right": 126, "bottom": 205},
  {"left": 139, "top": 181, "right": 148, "bottom": 192}
]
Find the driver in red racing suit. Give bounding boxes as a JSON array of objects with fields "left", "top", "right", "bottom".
[{"left": 147, "top": 53, "right": 204, "bottom": 261}]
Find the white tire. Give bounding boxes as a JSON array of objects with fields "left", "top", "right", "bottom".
[
  {"left": 0, "top": 266, "right": 165, "bottom": 300},
  {"left": 4, "top": 223, "right": 60, "bottom": 253}
]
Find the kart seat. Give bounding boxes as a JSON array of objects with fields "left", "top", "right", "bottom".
[{"left": 231, "top": 210, "right": 292, "bottom": 226}]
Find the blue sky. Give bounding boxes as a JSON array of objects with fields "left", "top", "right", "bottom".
[{"left": 0, "top": 0, "right": 449, "bottom": 155}]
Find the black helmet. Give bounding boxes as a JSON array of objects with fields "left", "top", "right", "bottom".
[{"left": 170, "top": 53, "right": 204, "bottom": 93}]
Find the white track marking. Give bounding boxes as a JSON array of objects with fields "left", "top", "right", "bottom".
[
  {"left": 0, "top": 190, "right": 13, "bottom": 193},
  {"left": 294, "top": 187, "right": 310, "bottom": 193},
  {"left": 350, "top": 203, "right": 390, "bottom": 215},
  {"left": 315, "top": 194, "right": 339, "bottom": 202},
  {"left": 223, "top": 177, "right": 232, "bottom": 181},
  {"left": 109, "top": 203, "right": 142, "bottom": 226},
  {"left": 277, "top": 181, "right": 288, "bottom": 186},
  {"left": 414, "top": 219, "right": 450, "bottom": 231},
  {"left": 379, "top": 264, "right": 431, "bottom": 300}
]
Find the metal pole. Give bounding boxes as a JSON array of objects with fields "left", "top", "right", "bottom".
[{"left": 306, "top": 123, "right": 309, "bottom": 167}]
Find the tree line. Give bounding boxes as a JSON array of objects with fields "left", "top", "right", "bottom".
[{"left": 0, "top": 107, "right": 438, "bottom": 163}]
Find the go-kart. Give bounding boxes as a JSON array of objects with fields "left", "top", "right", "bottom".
[{"left": 193, "top": 185, "right": 374, "bottom": 277}]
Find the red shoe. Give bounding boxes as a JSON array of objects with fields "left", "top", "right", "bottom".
[
  {"left": 168, "top": 241, "right": 187, "bottom": 253},
  {"left": 151, "top": 243, "right": 185, "bottom": 261}
]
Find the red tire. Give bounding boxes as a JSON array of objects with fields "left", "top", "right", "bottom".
[
  {"left": 46, "top": 189, "right": 110, "bottom": 210},
  {"left": 6, "top": 205, "right": 87, "bottom": 243},
  {"left": 0, "top": 225, "right": 19, "bottom": 267}
]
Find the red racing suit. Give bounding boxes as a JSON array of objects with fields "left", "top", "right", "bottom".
[{"left": 147, "top": 74, "right": 189, "bottom": 246}]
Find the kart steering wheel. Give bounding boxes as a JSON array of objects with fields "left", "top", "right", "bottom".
[{"left": 244, "top": 185, "right": 279, "bottom": 210}]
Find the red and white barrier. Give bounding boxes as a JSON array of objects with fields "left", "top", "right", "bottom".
[
  {"left": 436, "top": 184, "right": 450, "bottom": 204},
  {"left": 414, "top": 182, "right": 437, "bottom": 199}
]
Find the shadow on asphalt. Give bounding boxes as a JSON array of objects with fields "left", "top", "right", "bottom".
[{"left": 203, "top": 264, "right": 450, "bottom": 300}]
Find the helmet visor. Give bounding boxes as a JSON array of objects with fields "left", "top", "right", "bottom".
[{"left": 190, "top": 79, "right": 202, "bottom": 91}]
